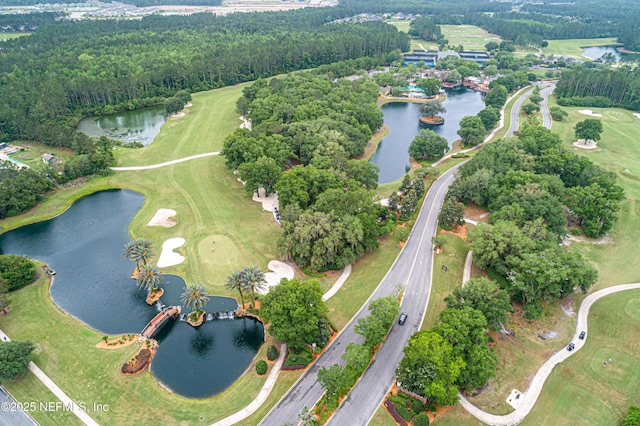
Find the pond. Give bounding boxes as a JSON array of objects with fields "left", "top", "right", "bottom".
[
  {"left": 370, "top": 87, "right": 485, "bottom": 184},
  {"left": 581, "top": 45, "right": 635, "bottom": 62},
  {"left": 0, "top": 190, "right": 264, "bottom": 398},
  {"left": 77, "top": 105, "right": 166, "bottom": 146}
]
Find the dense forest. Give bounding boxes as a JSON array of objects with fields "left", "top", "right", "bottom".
[
  {"left": 223, "top": 71, "right": 395, "bottom": 271},
  {"left": 0, "top": 10, "right": 408, "bottom": 150},
  {"left": 443, "top": 126, "right": 624, "bottom": 318},
  {"left": 555, "top": 66, "right": 640, "bottom": 111}
]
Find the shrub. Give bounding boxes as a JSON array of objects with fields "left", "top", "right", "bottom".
[
  {"left": 267, "top": 345, "right": 279, "bottom": 361},
  {"left": 384, "top": 401, "right": 408, "bottom": 426},
  {"left": 395, "top": 403, "right": 415, "bottom": 421},
  {"left": 396, "top": 227, "right": 410, "bottom": 242},
  {"left": 414, "top": 412, "right": 430, "bottom": 426},
  {"left": 280, "top": 364, "right": 307, "bottom": 371},
  {"left": 388, "top": 395, "right": 408, "bottom": 405},
  {"left": 411, "top": 399, "right": 426, "bottom": 414},
  {"left": 0, "top": 255, "right": 36, "bottom": 291},
  {"left": 256, "top": 360, "right": 268, "bottom": 375}
]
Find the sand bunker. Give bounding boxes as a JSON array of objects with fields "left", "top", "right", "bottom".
[
  {"left": 634, "top": 113, "right": 640, "bottom": 119},
  {"left": 578, "top": 109, "right": 602, "bottom": 118},
  {"left": 147, "top": 209, "right": 177, "bottom": 227},
  {"left": 169, "top": 111, "right": 186, "bottom": 118},
  {"left": 157, "top": 238, "right": 186, "bottom": 268},
  {"left": 184, "top": 102, "right": 193, "bottom": 108},
  {"left": 573, "top": 139, "right": 598, "bottom": 150},
  {"left": 252, "top": 187, "right": 279, "bottom": 212},
  {"left": 239, "top": 115, "right": 252, "bottom": 130},
  {"left": 259, "top": 260, "right": 294, "bottom": 295}
]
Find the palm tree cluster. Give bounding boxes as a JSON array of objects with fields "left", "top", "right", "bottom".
[
  {"left": 122, "top": 238, "right": 162, "bottom": 300},
  {"left": 225, "top": 265, "right": 268, "bottom": 309},
  {"left": 121, "top": 238, "right": 155, "bottom": 272},
  {"left": 181, "top": 282, "right": 210, "bottom": 314}
]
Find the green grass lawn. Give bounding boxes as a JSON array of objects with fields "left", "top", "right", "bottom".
[
  {"left": 0, "top": 33, "right": 29, "bottom": 40},
  {"left": 440, "top": 25, "right": 502, "bottom": 51},
  {"left": 521, "top": 290, "right": 640, "bottom": 425},
  {"left": 10, "top": 141, "right": 76, "bottom": 169},
  {"left": 546, "top": 98, "right": 640, "bottom": 288},
  {"left": 542, "top": 38, "right": 620, "bottom": 59},
  {"left": 421, "top": 232, "right": 468, "bottom": 330}
]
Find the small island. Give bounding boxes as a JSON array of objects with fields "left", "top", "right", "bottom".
[{"left": 419, "top": 100, "right": 446, "bottom": 125}]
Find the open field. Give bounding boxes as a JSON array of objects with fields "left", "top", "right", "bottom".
[
  {"left": 9, "top": 141, "right": 76, "bottom": 169},
  {"left": 0, "top": 32, "right": 29, "bottom": 40},
  {"left": 521, "top": 290, "right": 640, "bottom": 425},
  {"left": 420, "top": 232, "right": 468, "bottom": 330},
  {"left": 543, "top": 38, "right": 619, "bottom": 59},
  {"left": 387, "top": 22, "right": 502, "bottom": 52},
  {"left": 546, "top": 98, "right": 640, "bottom": 288}
]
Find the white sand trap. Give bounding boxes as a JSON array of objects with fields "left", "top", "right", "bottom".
[
  {"left": 259, "top": 260, "right": 294, "bottom": 295},
  {"left": 157, "top": 238, "right": 186, "bottom": 268},
  {"left": 147, "top": 208, "right": 177, "bottom": 227},
  {"left": 184, "top": 102, "right": 193, "bottom": 108},
  {"left": 239, "top": 115, "right": 252, "bottom": 130},
  {"left": 634, "top": 113, "right": 640, "bottom": 119},
  {"left": 578, "top": 109, "right": 602, "bottom": 118},
  {"left": 169, "top": 111, "right": 186, "bottom": 118},
  {"left": 252, "top": 187, "right": 279, "bottom": 211},
  {"left": 573, "top": 139, "right": 598, "bottom": 150}
]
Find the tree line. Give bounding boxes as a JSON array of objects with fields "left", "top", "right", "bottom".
[
  {"left": 443, "top": 126, "right": 624, "bottom": 318},
  {"left": 222, "top": 70, "right": 396, "bottom": 271},
  {"left": 0, "top": 10, "right": 408, "bottom": 150},
  {"left": 555, "top": 66, "right": 640, "bottom": 111}
]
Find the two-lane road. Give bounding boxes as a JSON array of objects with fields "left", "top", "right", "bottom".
[{"left": 260, "top": 166, "right": 461, "bottom": 426}]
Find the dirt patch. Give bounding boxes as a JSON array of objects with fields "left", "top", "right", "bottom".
[
  {"left": 96, "top": 334, "right": 138, "bottom": 349},
  {"left": 464, "top": 203, "right": 490, "bottom": 223},
  {"left": 440, "top": 223, "right": 468, "bottom": 240},
  {"left": 145, "top": 288, "right": 164, "bottom": 305},
  {"left": 563, "top": 233, "right": 612, "bottom": 246},
  {"left": 121, "top": 346, "right": 156, "bottom": 375}
]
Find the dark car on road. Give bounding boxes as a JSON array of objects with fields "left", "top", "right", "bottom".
[
  {"left": 398, "top": 312, "right": 408, "bottom": 325},
  {"left": 567, "top": 343, "right": 575, "bottom": 351},
  {"left": 579, "top": 331, "right": 586, "bottom": 340}
]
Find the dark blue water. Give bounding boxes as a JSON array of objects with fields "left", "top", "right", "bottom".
[
  {"left": 0, "top": 189, "right": 263, "bottom": 398},
  {"left": 370, "top": 88, "right": 485, "bottom": 184}
]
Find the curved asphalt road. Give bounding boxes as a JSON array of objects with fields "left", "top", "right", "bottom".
[
  {"left": 260, "top": 165, "right": 461, "bottom": 426},
  {"left": 539, "top": 83, "right": 556, "bottom": 129}
]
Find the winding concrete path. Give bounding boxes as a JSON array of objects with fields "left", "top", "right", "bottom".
[
  {"left": 0, "top": 328, "right": 99, "bottom": 426},
  {"left": 111, "top": 151, "right": 219, "bottom": 171},
  {"left": 458, "top": 283, "right": 640, "bottom": 425},
  {"left": 211, "top": 343, "right": 287, "bottom": 426}
]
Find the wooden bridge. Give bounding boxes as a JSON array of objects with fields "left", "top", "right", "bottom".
[{"left": 140, "top": 306, "right": 181, "bottom": 339}]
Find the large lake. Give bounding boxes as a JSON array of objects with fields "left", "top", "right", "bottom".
[
  {"left": 77, "top": 105, "right": 166, "bottom": 146},
  {"left": 370, "top": 87, "right": 485, "bottom": 184},
  {"left": 0, "top": 190, "right": 263, "bottom": 398}
]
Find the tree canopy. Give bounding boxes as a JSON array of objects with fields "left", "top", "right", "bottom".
[
  {"left": 260, "top": 278, "right": 329, "bottom": 351},
  {"left": 0, "top": 341, "right": 35, "bottom": 383},
  {"left": 0, "top": 255, "right": 36, "bottom": 292},
  {"left": 408, "top": 129, "right": 449, "bottom": 162}
]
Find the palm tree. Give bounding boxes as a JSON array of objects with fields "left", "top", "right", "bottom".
[
  {"left": 241, "top": 265, "right": 267, "bottom": 308},
  {"left": 121, "top": 238, "right": 154, "bottom": 271},
  {"left": 134, "top": 238, "right": 154, "bottom": 267},
  {"left": 226, "top": 270, "right": 246, "bottom": 308},
  {"left": 420, "top": 100, "right": 447, "bottom": 118},
  {"left": 181, "top": 282, "right": 210, "bottom": 314},
  {"left": 136, "top": 263, "right": 163, "bottom": 296}
]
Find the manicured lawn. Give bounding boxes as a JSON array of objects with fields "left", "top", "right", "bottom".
[
  {"left": 370, "top": 405, "right": 398, "bottom": 426},
  {"left": 542, "top": 38, "right": 620, "bottom": 59},
  {"left": 439, "top": 25, "right": 502, "bottom": 51},
  {"left": 421, "top": 232, "right": 468, "bottom": 330},
  {"left": 521, "top": 290, "right": 640, "bottom": 425},
  {"left": 546, "top": 98, "right": 640, "bottom": 288}
]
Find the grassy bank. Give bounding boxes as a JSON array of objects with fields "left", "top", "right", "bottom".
[
  {"left": 522, "top": 290, "right": 640, "bottom": 425},
  {"left": 542, "top": 38, "right": 619, "bottom": 59}
]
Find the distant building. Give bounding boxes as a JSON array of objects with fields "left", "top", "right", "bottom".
[
  {"left": 42, "top": 153, "right": 62, "bottom": 165},
  {"left": 404, "top": 49, "right": 491, "bottom": 68}
]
